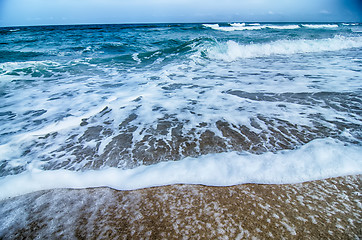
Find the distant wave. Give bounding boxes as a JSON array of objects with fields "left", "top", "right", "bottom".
[
  {"left": 265, "top": 25, "right": 300, "bottom": 30},
  {"left": 301, "top": 24, "right": 339, "bottom": 29},
  {"left": 206, "top": 36, "right": 362, "bottom": 61},
  {"left": 203, "top": 23, "right": 301, "bottom": 31},
  {"left": 342, "top": 23, "right": 359, "bottom": 26},
  {"left": 203, "top": 23, "right": 345, "bottom": 31},
  {"left": 203, "top": 23, "right": 265, "bottom": 31},
  {"left": 231, "top": 23, "right": 300, "bottom": 30}
]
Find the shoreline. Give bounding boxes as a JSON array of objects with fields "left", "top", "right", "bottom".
[
  {"left": 1, "top": 137, "right": 361, "bottom": 201},
  {"left": 1, "top": 174, "right": 361, "bottom": 239}
]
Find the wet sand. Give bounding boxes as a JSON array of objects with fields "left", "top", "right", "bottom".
[{"left": 0, "top": 175, "right": 361, "bottom": 239}]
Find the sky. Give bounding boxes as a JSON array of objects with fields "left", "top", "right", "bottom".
[{"left": 0, "top": 0, "right": 361, "bottom": 27}]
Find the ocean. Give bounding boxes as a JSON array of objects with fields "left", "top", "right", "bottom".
[{"left": 0, "top": 22, "right": 361, "bottom": 198}]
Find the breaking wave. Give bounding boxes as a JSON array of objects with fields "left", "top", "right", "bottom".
[
  {"left": 301, "top": 24, "right": 339, "bottom": 29},
  {"left": 206, "top": 36, "right": 362, "bottom": 61},
  {"left": 203, "top": 23, "right": 322, "bottom": 31},
  {"left": 0, "top": 138, "right": 361, "bottom": 199}
]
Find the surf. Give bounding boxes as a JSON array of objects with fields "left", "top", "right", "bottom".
[
  {"left": 0, "top": 138, "right": 360, "bottom": 200},
  {"left": 205, "top": 35, "right": 362, "bottom": 61}
]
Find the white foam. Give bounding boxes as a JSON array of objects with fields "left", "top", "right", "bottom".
[
  {"left": 230, "top": 23, "right": 246, "bottom": 27},
  {"left": 0, "top": 138, "right": 360, "bottom": 200},
  {"left": 132, "top": 53, "right": 141, "bottom": 64},
  {"left": 265, "top": 25, "right": 300, "bottom": 30},
  {"left": 342, "top": 23, "right": 358, "bottom": 26},
  {"left": 204, "top": 23, "right": 299, "bottom": 31},
  {"left": 203, "top": 24, "right": 220, "bottom": 29},
  {"left": 207, "top": 36, "right": 362, "bottom": 61},
  {"left": 203, "top": 23, "right": 265, "bottom": 31},
  {"left": 302, "top": 24, "right": 339, "bottom": 29},
  {"left": 205, "top": 23, "right": 341, "bottom": 32}
]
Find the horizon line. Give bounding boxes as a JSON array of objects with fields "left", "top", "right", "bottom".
[{"left": 1, "top": 20, "right": 360, "bottom": 28}]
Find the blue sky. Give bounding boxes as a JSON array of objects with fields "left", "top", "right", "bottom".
[{"left": 0, "top": 0, "right": 361, "bottom": 27}]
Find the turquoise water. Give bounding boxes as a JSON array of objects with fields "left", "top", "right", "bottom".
[{"left": 0, "top": 23, "right": 361, "bottom": 196}]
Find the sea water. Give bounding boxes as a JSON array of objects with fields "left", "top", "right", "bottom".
[{"left": 0, "top": 22, "right": 361, "bottom": 198}]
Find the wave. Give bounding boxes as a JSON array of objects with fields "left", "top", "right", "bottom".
[
  {"left": 302, "top": 24, "right": 339, "bottom": 29},
  {"left": 203, "top": 23, "right": 300, "bottom": 31},
  {"left": 206, "top": 36, "right": 362, "bottom": 61},
  {"left": 265, "top": 24, "right": 300, "bottom": 30},
  {"left": 342, "top": 23, "right": 359, "bottom": 26},
  {"left": 0, "top": 60, "right": 72, "bottom": 79},
  {"left": 203, "top": 23, "right": 347, "bottom": 32},
  {"left": 232, "top": 23, "right": 300, "bottom": 30},
  {"left": 0, "top": 37, "right": 209, "bottom": 76},
  {"left": 89, "top": 37, "right": 212, "bottom": 66},
  {"left": 203, "top": 23, "right": 265, "bottom": 31},
  {"left": 97, "top": 42, "right": 128, "bottom": 54},
  {"left": 0, "top": 138, "right": 360, "bottom": 200},
  {"left": 0, "top": 50, "right": 44, "bottom": 63}
]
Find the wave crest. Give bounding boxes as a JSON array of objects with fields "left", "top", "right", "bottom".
[
  {"left": 302, "top": 24, "right": 339, "bottom": 29},
  {"left": 203, "top": 23, "right": 347, "bottom": 32},
  {"left": 206, "top": 36, "right": 362, "bottom": 61},
  {"left": 204, "top": 23, "right": 300, "bottom": 31}
]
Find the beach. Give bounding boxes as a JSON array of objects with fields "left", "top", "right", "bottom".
[{"left": 1, "top": 175, "right": 360, "bottom": 239}]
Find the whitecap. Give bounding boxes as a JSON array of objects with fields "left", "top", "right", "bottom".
[
  {"left": 207, "top": 36, "right": 362, "bottom": 61},
  {"left": 203, "top": 23, "right": 265, "bottom": 31},
  {"left": 265, "top": 25, "right": 300, "bottom": 30},
  {"left": 302, "top": 24, "right": 339, "bottom": 29}
]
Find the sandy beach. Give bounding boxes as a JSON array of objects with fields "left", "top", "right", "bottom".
[{"left": 1, "top": 174, "right": 360, "bottom": 239}]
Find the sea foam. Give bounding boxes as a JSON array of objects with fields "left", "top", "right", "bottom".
[
  {"left": 207, "top": 36, "right": 362, "bottom": 61},
  {"left": 204, "top": 23, "right": 301, "bottom": 31},
  {"left": 203, "top": 23, "right": 265, "bottom": 31},
  {"left": 302, "top": 24, "right": 339, "bottom": 29},
  {"left": 0, "top": 138, "right": 360, "bottom": 200}
]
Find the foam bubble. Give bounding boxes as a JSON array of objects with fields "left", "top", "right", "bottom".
[{"left": 0, "top": 138, "right": 360, "bottom": 200}]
